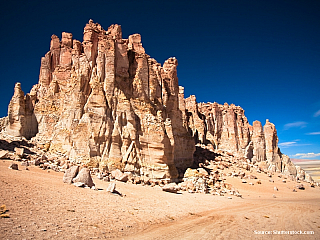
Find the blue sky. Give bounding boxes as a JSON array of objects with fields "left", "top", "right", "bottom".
[{"left": 0, "top": 0, "right": 319, "bottom": 159}]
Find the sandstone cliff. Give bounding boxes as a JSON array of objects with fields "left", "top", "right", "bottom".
[
  {"left": 5, "top": 20, "right": 195, "bottom": 179},
  {"left": 184, "top": 96, "right": 297, "bottom": 177},
  {"left": 2, "top": 20, "right": 303, "bottom": 181}
]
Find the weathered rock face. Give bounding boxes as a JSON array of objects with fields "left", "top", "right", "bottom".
[
  {"left": 184, "top": 96, "right": 295, "bottom": 176},
  {"left": 3, "top": 20, "right": 301, "bottom": 180},
  {"left": 5, "top": 20, "right": 194, "bottom": 180},
  {"left": 0, "top": 117, "right": 8, "bottom": 132},
  {"left": 185, "top": 97, "right": 251, "bottom": 155},
  {"left": 6, "top": 83, "right": 37, "bottom": 139},
  {"left": 250, "top": 120, "right": 266, "bottom": 162}
]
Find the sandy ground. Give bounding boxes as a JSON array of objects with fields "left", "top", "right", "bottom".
[{"left": 1, "top": 160, "right": 320, "bottom": 240}]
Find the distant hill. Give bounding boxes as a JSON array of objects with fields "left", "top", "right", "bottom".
[
  {"left": 291, "top": 159, "right": 320, "bottom": 164},
  {"left": 291, "top": 159, "right": 320, "bottom": 183}
]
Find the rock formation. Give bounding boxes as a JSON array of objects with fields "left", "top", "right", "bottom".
[
  {"left": 6, "top": 83, "right": 37, "bottom": 139},
  {"left": 1, "top": 20, "right": 306, "bottom": 181},
  {"left": 4, "top": 20, "right": 194, "bottom": 180},
  {"left": 184, "top": 96, "right": 298, "bottom": 177}
]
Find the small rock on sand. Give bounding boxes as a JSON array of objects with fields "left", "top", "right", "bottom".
[
  {"left": 21, "top": 161, "right": 29, "bottom": 167},
  {"left": 162, "top": 183, "right": 179, "bottom": 193},
  {"left": 9, "top": 163, "right": 18, "bottom": 170},
  {"left": 107, "top": 182, "right": 116, "bottom": 193},
  {"left": 296, "top": 184, "right": 305, "bottom": 190}
]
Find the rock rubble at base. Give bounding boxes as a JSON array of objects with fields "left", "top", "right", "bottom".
[{"left": 0, "top": 135, "right": 319, "bottom": 197}]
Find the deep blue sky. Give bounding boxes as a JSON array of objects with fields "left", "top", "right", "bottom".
[{"left": 0, "top": 0, "right": 319, "bottom": 159}]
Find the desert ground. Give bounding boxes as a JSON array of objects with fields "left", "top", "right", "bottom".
[{"left": 1, "top": 160, "right": 319, "bottom": 240}]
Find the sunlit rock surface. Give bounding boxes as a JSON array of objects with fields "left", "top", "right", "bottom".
[
  {"left": 3, "top": 20, "right": 301, "bottom": 180},
  {"left": 5, "top": 20, "right": 194, "bottom": 179}
]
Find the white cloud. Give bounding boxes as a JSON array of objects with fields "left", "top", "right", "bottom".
[
  {"left": 306, "top": 132, "right": 320, "bottom": 135},
  {"left": 314, "top": 110, "right": 320, "bottom": 117},
  {"left": 292, "top": 152, "right": 320, "bottom": 159},
  {"left": 284, "top": 121, "right": 307, "bottom": 130},
  {"left": 278, "top": 141, "right": 296, "bottom": 147}
]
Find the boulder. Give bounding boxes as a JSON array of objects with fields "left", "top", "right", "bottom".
[
  {"left": 14, "top": 147, "right": 24, "bottom": 157},
  {"left": 162, "top": 183, "right": 180, "bottom": 193},
  {"left": 34, "top": 159, "right": 41, "bottom": 166},
  {"left": 72, "top": 168, "right": 95, "bottom": 187},
  {"left": 107, "top": 182, "right": 116, "bottom": 193},
  {"left": 296, "top": 184, "right": 305, "bottom": 190},
  {"left": 197, "top": 168, "right": 209, "bottom": 177},
  {"left": 111, "top": 169, "right": 128, "bottom": 182},
  {"left": 0, "top": 150, "right": 8, "bottom": 159},
  {"left": 258, "top": 161, "right": 268, "bottom": 172},
  {"left": 96, "top": 173, "right": 103, "bottom": 180},
  {"left": 185, "top": 180, "right": 195, "bottom": 192},
  {"left": 305, "top": 173, "right": 313, "bottom": 183},
  {"left": 21, "top": 161, "right": 29, "bottom": 166},
  {"left": 8, "top": 163, "right": 18, "bottom": 170},
  {"left": 63, "top": 166, "right": 79, "bottom": 184},
  {"left": 184, "top": 168, "right": 199, "bottom": 178}
]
